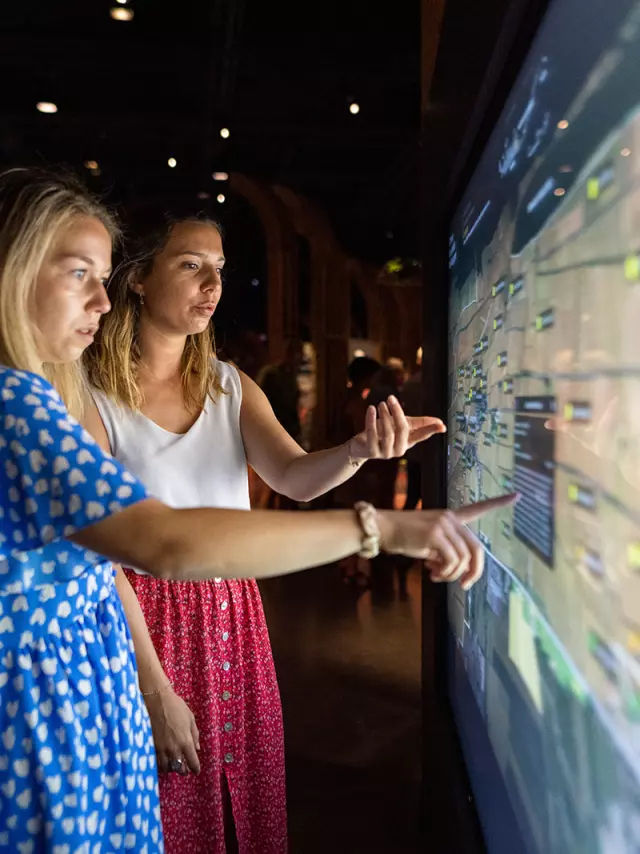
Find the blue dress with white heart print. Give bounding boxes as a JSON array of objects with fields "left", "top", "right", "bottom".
[{"left": 0, "top": 367, "right": 164, "bottom": 853}]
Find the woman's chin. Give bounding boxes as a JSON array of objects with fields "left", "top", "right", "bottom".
[{"left": 187, "top": 316, "right": 213, "bottom": 333}]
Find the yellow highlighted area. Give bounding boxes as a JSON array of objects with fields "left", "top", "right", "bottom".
[
  {"left": 624, "top": 254, "right": 640, "bottom": 281},
  {"left": 587, "top": 177, "right": 600, "bottom": 200},
  {"left": 628, "top": 542, "right": 640, "bottom": 570},
  {"left": 509, "top": 590, "right": 543, "bottom": 713}
]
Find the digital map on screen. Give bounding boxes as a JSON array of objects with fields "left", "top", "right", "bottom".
[{"left": 448, "top": 2, "right": 640, "bottom": 852}]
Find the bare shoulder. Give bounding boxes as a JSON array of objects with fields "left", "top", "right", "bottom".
[{"left": 236, "top": 368, "right": 269, "bottom": 411}]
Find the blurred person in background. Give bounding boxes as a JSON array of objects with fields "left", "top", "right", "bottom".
[
  {"left": 257, "top": 338, "right": 303, "bottom": 508},
  {"left": 256, "top": 338, "right": 303, "bottom": 443}
]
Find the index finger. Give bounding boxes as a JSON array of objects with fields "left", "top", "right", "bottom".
[
  {"left": 182, "top": 738, "right": 201, "bottom": 776},
  {"left": 454, "top": 493, "right": 520, "bottom": 523}
]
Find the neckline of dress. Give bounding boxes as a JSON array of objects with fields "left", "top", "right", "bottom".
[{"left": 137, "top": 404, "right": 207, "bottom": 438}]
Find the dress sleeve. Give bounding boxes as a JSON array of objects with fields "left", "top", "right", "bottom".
[{"left": 0, "top": 369, "right": 148, "bottom": 556}]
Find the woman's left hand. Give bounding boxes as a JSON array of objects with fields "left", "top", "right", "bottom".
[{"left": 350, "top": 395, "right": 446, "bottom": 461}]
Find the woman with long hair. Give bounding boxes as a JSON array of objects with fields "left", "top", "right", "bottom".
[
  {"left": 81, "top": 214, "right": 515, "bottom": 854},
  {"left": 0, "top": 167, "right": 514, "bottom": 851}
]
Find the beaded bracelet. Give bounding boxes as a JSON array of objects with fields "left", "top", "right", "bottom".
[{"left": 354, "top": 501, "right": 381, "bottom": 559}]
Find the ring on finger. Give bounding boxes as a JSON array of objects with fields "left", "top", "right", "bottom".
[{"left": 169, "top": 758, "right": 184, "bottom": 773}]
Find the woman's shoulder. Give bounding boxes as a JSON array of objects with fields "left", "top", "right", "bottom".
[
  {"left": 212, "top": 358, "right": 242, "bottom": 392},
  {"left": 0, "top": 366, "right": 63, "bottom": 413}
]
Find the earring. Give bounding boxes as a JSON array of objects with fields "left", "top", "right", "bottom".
[{"left": 140, "top": 294, "right": 145, "bottom": 306}]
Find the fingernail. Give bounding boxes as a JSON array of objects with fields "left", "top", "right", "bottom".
[{"left": 389, "top": 395, "right": 398, "bottom": 405}]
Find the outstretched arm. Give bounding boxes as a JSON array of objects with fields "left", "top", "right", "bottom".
[{"left": 239, "top": 371, "right": 445, "bottom": 503}]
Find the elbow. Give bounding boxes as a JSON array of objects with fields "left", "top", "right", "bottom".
[{"left": 283, "top": 487, "right": 317, "bottom": 504}]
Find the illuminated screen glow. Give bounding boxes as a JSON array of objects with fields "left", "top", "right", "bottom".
[{"left": 447, "top": 2, "right": 640, "bottom": 852}]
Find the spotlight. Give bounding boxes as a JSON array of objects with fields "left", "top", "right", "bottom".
[
  {"left": 116, "top": 0, "right": 128, "bottom": 3},
  {"left": 212, "top": 172, "right": 229, "bottom": 181},
  {"left": 554, "top": 188, "right": 566, "bottom": 197},
  {"left": 36, "top": 102, "right": 58, "bottom": 114},
  {"left": 220, "top": 128, "right": 230, "bottom": 139},
  {"left": 84, "top": 160, "right": 99, "bottom": 171},
  {"left": 557, "top": 119, "right": 569, "bottom": 130},
  {"left": 217, "top": 194, "right": 226, "bottom": 204},
  {"left": 168, "top": 157, "right": 177, "bottom": 168},
  {"left": 621, "top": 148, "right": 632, "bottom": 157},
  {"left": 110, "top": 7, "right": 134, "bottom": 20},
  {"left": 349, "top": 103, "right": 360, "bottom": 115}
]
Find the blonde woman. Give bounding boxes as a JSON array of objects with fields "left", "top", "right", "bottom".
[{"left": 82, "top": 214, "right": 517, "bottom": 854}]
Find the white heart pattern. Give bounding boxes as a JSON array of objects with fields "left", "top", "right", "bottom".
[{"left": 0, "top": 368, "right": 162, "bottom": 848}]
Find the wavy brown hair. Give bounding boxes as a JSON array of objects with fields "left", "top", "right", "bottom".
[
  {"left": 0, "top": 167, "right": 118, "bottom": 418},
  {"left": 84, "top": 215, "right": 224, "bottom": 412}
]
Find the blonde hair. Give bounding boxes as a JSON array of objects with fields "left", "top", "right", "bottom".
[
  {"left": 0, "top": 167, "right": 118, "bottom": 419},
  {"left": 84, "top": 216, "right": 224, "bottom": 412}
]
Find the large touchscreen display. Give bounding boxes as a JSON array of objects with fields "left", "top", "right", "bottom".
[{"left": 447, "top": 2, "right": 640, "bottom": 851}]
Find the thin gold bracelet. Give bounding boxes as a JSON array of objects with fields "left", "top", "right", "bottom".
[
  {"left": 346, "top": 440, "right": 363, "bottom": 469},
  {"left": 141, "top": 682, "right": 173, "bottom": 698}
]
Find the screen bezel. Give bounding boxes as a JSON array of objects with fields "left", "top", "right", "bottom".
[{"left": 420, "top": 0, "right": 552, "bottom": 850}]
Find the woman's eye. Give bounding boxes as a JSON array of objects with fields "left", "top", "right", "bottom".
[
  {"left": 182, "top": 262, "right": 199, "bottom": 271},
  {"left": 72, "top": 269, "right": 87, "bottom": 281},
  {"left": 216, "top": 268, "right": 224, "bottom": 276}
]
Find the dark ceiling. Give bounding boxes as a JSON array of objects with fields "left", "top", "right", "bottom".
[{"left": 0, "top": 0, "right": 421, "bottom": 265}]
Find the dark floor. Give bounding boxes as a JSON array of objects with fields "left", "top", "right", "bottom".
[{"left": 260, "top": 559, "right": 422, "bottom": 854}]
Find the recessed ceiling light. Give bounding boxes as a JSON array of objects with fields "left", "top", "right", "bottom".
[
  {"left": 349, "top": 103, "right": 360, "bottom": 115},
  {"left": 116, "top": 0, "right": 128, "bottom": 4},
  {"left": 554, "top": 187, "right": 566, "bottom": 197},
  {"left": 621, "top": 147, "right": 632, "bottom": 157},
  {"left": 557, "top": 119, "right": 569, "bottom": 130},
  {"left": 217, "top": 194, "right": 226, "bottom": 204},
  {"left": 212, "top": 172, "right": 229, "bottom": 181},
  {"left": 220, "top": 128, "right": 230, "bottom": 139},
  {"left": 168, "top": 157, "right": 177, "bottom": 168},
  {"left": 36, "top": 102, "right": 58, "bottom": 114},
  {"left": 84, "top": 160, "right": 99, "bottom": 170},
  {"left": 110, "top": 7, "right": 134, "bottom": 21}
]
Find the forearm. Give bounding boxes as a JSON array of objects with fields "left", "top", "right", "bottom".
[
  {"left": 161, "top": 506, "right": 368, "bottom": 580},
  {"left": 280, "top": 441, "right": 364, "bottom": 502},
  {"left": 73, "top": 500, "right": 367, "bottom": 582},
  {"left": 114, "top": 565, "right": 169, "bottom": 693}
]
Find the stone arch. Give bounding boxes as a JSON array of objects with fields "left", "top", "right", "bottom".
[
  {"left": 272, "top": 185, "right": 349, "bottom": 447},
  {"left": 228, "top": 173, "right": 298, "bottom": 362}
]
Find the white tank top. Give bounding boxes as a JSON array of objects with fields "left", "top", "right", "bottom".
[{"left": 91, "top": 361, "right": 250, "bottom": 574}]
